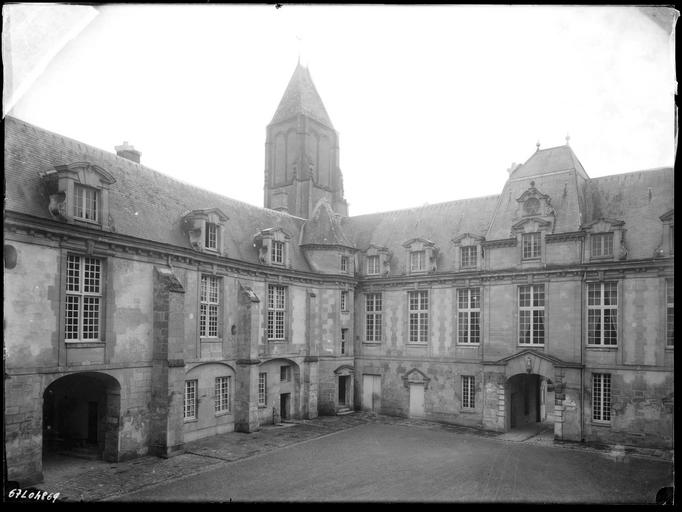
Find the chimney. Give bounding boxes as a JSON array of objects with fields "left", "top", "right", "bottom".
[{"left": 115, "top": 141, "right": 141, "bottom": 163}]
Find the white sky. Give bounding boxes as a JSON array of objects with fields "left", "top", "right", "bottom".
[{"left": 5, "top": 4, "right": 677, "bottom": 216}]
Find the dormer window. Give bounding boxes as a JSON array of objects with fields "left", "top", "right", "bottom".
[
  {"left": 591, "top": 233, "right": 613, "bottom": 258},
  {"left": 272, "top": 240, "right": 285, "bottom": 264},
  {"left": 253, "top": 228, "right": 292, "bottom": 268},
  {"left": 74, "top": 184, "right": 99, "bottom": 222},
  {"left": 205, "top": 222, "right": 218, "bottom": 251},
  {"left": 367, "top": 255, "right": 380, "bottom": 275},
  {"left": 452, "top": 233, "right": 484, "bottom": 271},
  {"left": 461, "top": 246, "right": 477, "bottom": 268},
  {"left": 38, "top": 162, "right": 115, "bottom": 230},
  {"left": 182, "top": 208, "right": 228, "bottom": 255},
  {"left": 410, "top": 250, "right": 426, "bottom": 272},
  {"left": 341, "top": 255, "right": 349, "bottom": 273},
  {"left": 522, "top": 232, "right": 541, "bottom": 260},
  {"left": 581, "top": 218, "right": 626, "bottom": 261},
  {"left": 402, "top": 238, "right": 438, "bottom": 275},
  {"left": 657, "top": 210, "right": 674, "bottom": 257}
]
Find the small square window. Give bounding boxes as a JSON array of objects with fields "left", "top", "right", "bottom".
[
  {"left": 367, "top": 255, "right": 380, "bottom": 275},
  {"left": 410, "top": 250, "right": 426, "bottom": 272},
  {"left": 591, "top": 233, "right": 613, "bottom": 258},
  {"left": 280, "top": 366, "right": 291, "bottom": 382},
  {"left": 522, "top": 233, "right": 541, "bottom": 259},
  {"left": 461, "top": 246, "right": 477, "bottom": 268}
]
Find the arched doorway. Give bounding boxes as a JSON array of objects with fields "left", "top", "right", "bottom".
[
  {"left": 505, "top": 373, "right": 554, "bottom": 432},
  {"left": 42, "top": 372, "right": 121, "bottom": 462}
]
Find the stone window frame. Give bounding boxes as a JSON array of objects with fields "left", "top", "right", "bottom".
[
  {"left": 184, "top": 379, "right": 198, "bottom": 421},
  {"left": 39, "top": 162, "right": 116, "bottom": 230},
  {"left": 254, "top": 228, "right": 292, "bottom": 268},
  {"left": 205, "top": 222, "right": 218, "bottom": 251},
  {"left": 657, "top": 210, "right": 674, "bottom": 257},
  {"left": 183, "top": 208, "right": 229, "bottom": 255},
  {"left": 591, "top": 372, "right": 612, "bottom": 424},
  {"left": 266, "top": 283, "right": 288, "bottom": 342},
  {"left": 258, "top": 372, "right": 267, "bottom": 407},
  {"left": 59, "top": 247, "right": 110, "bottom": 347},
  {"left": 214, "top": 375, "right": 232, "bottom": 415},
  {"left": 452, "top": 233, "right": 485, "bottom": 271},
  {"left": 402, "top": 238, "right": 438, "bottom": 275},
  {"left": 341, "top": 290, "right": 349, "bottom": 312},
  {"left": 581, "top": 218, "right": 626, "bottom": 262},
  {"left": 586, "top": 281, "right": 619, "bottom": 347},
  {"left": 511, "top": 218, "right": 552, "bottom": 266},
  {"left": 199, "top": 273, "right": 222, "bottom": 339},
  {"left": 363, "top": 245, "right": 390, "bottom": 277},
  {"left": 461, "top": 375, "right": 476, "bottom": 410},
  {"left": 341, "top": 255, "right": 349, "bottom": 273},
  {"left": 63, "top": 253, "right": 105, "bottom": 343},
  {"left": 518, "top": 283, "right": 545, "bottom": 347},
  {"left": 407, "top": 289, "right": 430, "bottom": 345},
  {"left": 456, "top": 287, "right": 481, "bottom": 345},
  {"left": 364, "top": 292, "right": 383, "bottom": 343}
]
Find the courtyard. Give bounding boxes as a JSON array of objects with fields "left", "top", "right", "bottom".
[{"left": 75, "top": 414, "right": 674, "bottom": 504}]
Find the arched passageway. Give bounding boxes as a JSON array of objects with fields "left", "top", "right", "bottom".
[
  {"left": 505, "top": 373, "right": 554, "bottom": 431},
  {"left": 42, "top": 372, "right": 121, "bottom": 462}
]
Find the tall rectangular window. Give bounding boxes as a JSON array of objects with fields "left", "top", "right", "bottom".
[
  {"left": 408, "top": 290, "right": 429, "bottom": 343},
  {"left": 462, "top": 376, "right": 475, "bottom": 409},
  {"left": 591, "top": 233, "right": 613, "bottom": 258},
  {"left": 665, "top": 279, "right": 675, "bottom": 347},
  {"left": 341, "top": 256, "right": 348, "bottom": 273},
  {"left": 341, "top": 290, "right": 349, "bottom": 312},
  {"left": 587, "top": 282, "right": 618, "bottom": 345},
  {"left": 258, "top": 372, "right": 267, "bottom": 406},
  {"left": 74, "top": 184, "right": 99, "bottom": 222},
  {"left": 592, "top": 373, "right": 611, "bottom": 422},
  {"left": 280, "top": 365, "right": 291, "bottom": 382},
  {"left": 522, "top": 232, "right": 541, "bottom": 259},
  {"left": 271, "top": 241, "right": 284, "bottom": 264},
  {"left": 460, "top": 246, "right": 477, "bottom": 268},
  {"left": 410, "top": 250, "right": 426, "bottom": 272},
  {"left": 215, "top": 376, "right": 231, "bottom": 414},
  {"left": 205, "top": 222, "right": 218, "bottom": 250},
  {"left": 341, "top": 328, "right": 348, "bottom": 355},
  {"left": 457, "top": 288, "right": 480, "bottom": 344},
  {"left": 65, "top": 254, "right": 102, "bottom": 341},
  {"left": 267, "top": 285, "right": 286, "bottom": 341},
  {"left": 365, "top": 293, "right": 382, "bottom": 342},
  {"left": 200, "top": 275, "right": 219, "bottom": 338},
  {"left": 367, "top": 255, "right": 380, "bottom": 275},
  {"left": 184, "top": 380, "right": 197, "bottom": 420},
  {"left": 519, "top": 284, "right": 545, "bottom": 345}
]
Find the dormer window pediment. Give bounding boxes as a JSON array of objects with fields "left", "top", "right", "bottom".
[
  {"left": 515, "top": 181, "right": 556, "bottom": 221},
  {"left": 182, "top": 208, "right": 228, "bottom": 254},
  {"left": 253, "top": 227, "right": 292, "bottom": 267},
  {"left": 38, "top": 162, "right": 115, "bottom": 229},
  {"left": 402, "top": 238, "right": 439, "bottom": 274},
  {"left": 452, "top": 233, "right": 485, "bottom": 270},
  {"left": 581, "top": 218, "right": 627, "bottom": 261}
]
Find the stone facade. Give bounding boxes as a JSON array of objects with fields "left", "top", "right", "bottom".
[{"left": 4, "top": 62, "right": 674, "bottom": 486}]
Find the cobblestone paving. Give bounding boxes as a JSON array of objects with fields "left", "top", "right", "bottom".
[{"left": 30, "top": 412, "right": 672, "bottom": 502}]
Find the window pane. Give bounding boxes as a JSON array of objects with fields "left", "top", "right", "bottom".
[
  {"left": 519, "top": 310, "right": 531, "bottom": 344},
  {"left": 66, "top": 255, "right": 80, "bottom": 292},
  {"left": 65, "top": 295, "right": 80, "bottom": 339},
  {"left": 603, "top": 309, "right": 617, "bottom": 345},
  {"left": 519, "top": 285, "right": 531, "bottom": 308},
  {"left": 588, "top": 309, "right": 601, "bottom": 344},
  {"left": 533, "top": 310, "right": 544, "bottom": 344}
]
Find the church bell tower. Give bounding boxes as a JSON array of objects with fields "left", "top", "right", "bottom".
[{"left": 264, "top": 63, "right": 348, "bottom": 219}]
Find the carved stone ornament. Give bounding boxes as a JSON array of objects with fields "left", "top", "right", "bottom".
[{"left": 402, "top": 368, "right": 431, "bottom": 390}]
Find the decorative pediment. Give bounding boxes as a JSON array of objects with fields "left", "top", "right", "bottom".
[
  {"left": 182, "top": 208, "right": 229, "bottom": 252},
  {"left": 581, "top": 218, "right": 625, "bottom": 232},
  {"left": 365, "top": 244, "right": 390, "bottom": 256},
  {"left": 515, "top": 181, "right": 555, "bottom": 219},
  {"left": 402, "top": 237, "right": 436, "bottom": 249},
  {"left": 46, "top": 162, "right": 116, "bottom": 185},
  {"left": 402, "top": 368, "right": 431, "bottom": 390},
  {"left": 487, "top": 348, "right": 583, "bottom": 372},
  {"left": 333, "top": 364, "right": 355, "bottom": 376},
  {"left": 511, "top": 217, "right": 553, "bottom": 233},
  {"left": 659, "top": 210, "right": 674, "bottom": 223},
  {"left": 253, "top": 227, "right": 291, "bottom": 243},
  {"left": 452, "top": 233, "right": 485, "bottom": 245}
]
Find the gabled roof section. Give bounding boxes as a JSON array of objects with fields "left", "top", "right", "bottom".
[
  {"left": 4, "top": 116, "right": 312, "bottom": 271},
  {"left": 270, "top": 63, "right": 334, "bottom": 128},
  {"left": 510, "top": 144, "right": 589, "bottom": 181},
  {"left": 301, "top": 198, "right": 354, "bottom": 248}
]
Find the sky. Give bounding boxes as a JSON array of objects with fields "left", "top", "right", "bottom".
[{"left": 5, "top": 4, "right": 677, "bottom": 216}]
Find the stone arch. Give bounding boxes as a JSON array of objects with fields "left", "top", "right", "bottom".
[
  {"left": 258, "top": 358, "right": 302, "bottom": 423},
  {"left": 42, "top": 371, "right": 121, "bottom": 462}
]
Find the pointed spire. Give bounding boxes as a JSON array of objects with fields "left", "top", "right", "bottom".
[
  {"left": 270, "top": 62, "right": 333, "bottom": 128},
  {"left": 536, "top": 140, "right": 541, "bottom": 152}
]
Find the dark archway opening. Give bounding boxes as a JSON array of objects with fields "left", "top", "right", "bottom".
[
  {"left": 42, "top": 373, "right": 120, "bottom": 463},
  {"left": 506, "top": 373, "right": 554, "bottom": 434}
]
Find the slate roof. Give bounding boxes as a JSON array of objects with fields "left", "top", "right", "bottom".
[
  {"left": 510, "top": 145, "right": 589, "bottom": 181},
  {"left": 344, "top": 196, "right": 499, "bottom": 275},
  {"left": 301, "top": 199, "right": 354, "bottom": 248},
  {"left": 270, "top": 63, "right": 334, "bottom": 128},
  {"left": 4, "top": 116, "right": 312, "bottom": 271}
]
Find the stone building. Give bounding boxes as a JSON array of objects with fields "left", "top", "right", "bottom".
[{"left": 4, "top": 62, "right": 674, "bottom": 485}]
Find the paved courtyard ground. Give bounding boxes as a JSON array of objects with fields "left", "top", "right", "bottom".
[{"left": 28, "top": 413, "right": 672, "bottom": 504}]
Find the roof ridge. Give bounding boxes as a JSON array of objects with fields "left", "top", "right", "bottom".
[
  {"left": 348, "top": 194, "right": 500, "bottom": 220},
  {"left": 589, "top": 167, "right": 673, "bottom": 180}
]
